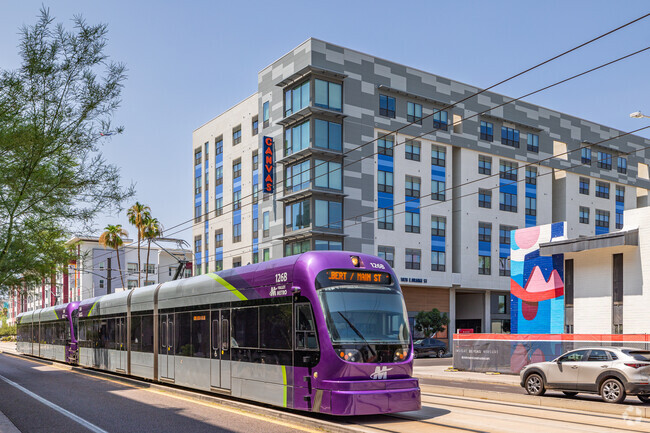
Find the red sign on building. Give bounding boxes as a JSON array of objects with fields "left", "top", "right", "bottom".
[{"left": 263, "top": 136, "right": 274, "bottom": 193}]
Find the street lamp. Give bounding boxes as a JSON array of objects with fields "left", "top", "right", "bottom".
[{"left": 630, "top": 111, "right": 650, "bottom": 119}]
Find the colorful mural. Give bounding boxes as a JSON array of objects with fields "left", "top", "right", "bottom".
[{"left": 510, "top": 222, "right": 566, "bottom": 334}]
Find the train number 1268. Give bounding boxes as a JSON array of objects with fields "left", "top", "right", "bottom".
[{"left": 275, "top": 272, "right": 288, "bottom": 283}]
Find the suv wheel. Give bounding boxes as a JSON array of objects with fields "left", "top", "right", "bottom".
[
  {"left": 600, "top": 378, "right": 626, "bottom": 404},
  {"left": 437, "top": 349, "right": 445, "bottom": 358},
  {"left": 525, "top": 373, "right": 546, "bottom": 396}
]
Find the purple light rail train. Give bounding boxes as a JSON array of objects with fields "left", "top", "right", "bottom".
[{"left": 17, "top": 251, "right": 421, "bottom": 415}]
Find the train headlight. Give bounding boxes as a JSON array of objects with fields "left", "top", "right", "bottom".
[
  {"left": 394, "top": 348, "right": 408, "bottom": 362},
  {"left": 338, "top": 349, "right": 362, "bottom": 362},
  {"left": 350, "top": 256, "right": 361, "bottom": 267}
]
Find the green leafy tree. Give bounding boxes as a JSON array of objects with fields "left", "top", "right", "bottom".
[
  {"left": 98, "top": 224, "right": 128, "bottom": 290},
  {"left": 0, "top": 8, "right": 133, "bottom": 293},
  {"left": 415, "top": 308, "right": 450, "bottom": 338},
  {"left": 127, "top": 202, "right": 150, "bottom": 286},
  {"left": 142, "top": 216, "right": 162, "bottom": 285}
]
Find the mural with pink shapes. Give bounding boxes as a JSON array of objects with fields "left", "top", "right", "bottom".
[{"left": 510, "top": 222, "right": 566, "bottom": 333}]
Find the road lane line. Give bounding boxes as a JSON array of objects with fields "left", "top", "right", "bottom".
[{"left": 0, "top": 373, "right": 108, "bottom": 433}]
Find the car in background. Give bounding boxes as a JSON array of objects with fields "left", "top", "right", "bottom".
[
  {"left": 413, "top": 338, "right": 447, "bottom": 358},
  {"left": 520, "top": 347, "right": 650, "bottom": 403}
]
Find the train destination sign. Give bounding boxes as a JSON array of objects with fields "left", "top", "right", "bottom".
[{"left": 324, "top": 270, "right": 391, "bottom": 285}]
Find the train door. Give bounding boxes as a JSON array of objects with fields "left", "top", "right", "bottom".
[
  {"left": 159, "top": 313, "right": 175, "bottom": 380},
  {"left": 116, "top": 317, "right": 126, "bottom": 371},
  {"left": 210, "top": 310, "right": 231, "bottom": 390}
]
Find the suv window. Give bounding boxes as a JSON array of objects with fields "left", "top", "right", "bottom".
[
  {"left": 586, "top": 350, "right": 609, "bottom": 361},
  {"left": 560, "top": 350, "right": 589, "bottom": 362},
  {"left": 626, "top": 351, "right": 650, "bottom": 361}
]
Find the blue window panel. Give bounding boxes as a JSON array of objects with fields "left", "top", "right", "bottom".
[
  {"left": 478, "top": 241, "right": 491, "bottom": 256},
  {"left": 499, "top": 179, "right": 517, "bottom": 195},
  {"left": 252, "top": 205, "right": 259, "bottom": 219},
  {"left": 378, "top": 192, "right": 393, "bottom": 210},
  {"left": 214, "top": 248, "right": 223, "bottom": 261},
  {"left": 253, "top": 241, "right": 259, "bottom": 251},
  {"left": 616, "top": 201, "right": 624, "bottom": 213},
  {"left": 253, "top": 172, "right": 258, "bottom": 183},
  {"left": 431, "top": 165, "right": 445, "bottom": 180},
  {"left": 215, "top": 184, "right": 223, "bottom": 196},
  {"left": 595, "top": 225, "right": 609, "bottom": 235},
  {"left": 195, "top": 195, "right": 202, "bottom": 205},
  {"left": 499, "top": 244, "right": 510, "bottom": 258},
  {"left": 233, "top": 177, "right": 242, "bottom": 189},
  {"left": 195, "top": 166, "right": 201, "bottom": 177},
  {"left": 405, "top": 198, "right": 420, "bottom": 213},
  {"left": 215, "top": 153, "right": 223, "bottom": 165},
  {"left": 431, "top": 236, "right": 445, "bottom": 252},
  {"left": 378, "top": 154, "right": 393, "bottom": 172},
  {"left": 525, "top": 184, "right": 536, "bottom": 196},
  {"left": 233, "top": 209, "right": 241, "bottom": 225},
  {"left": 525, "top": 214, "right": 537, "bottom": 228}
]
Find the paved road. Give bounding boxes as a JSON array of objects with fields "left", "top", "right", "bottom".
[
  {"left": 0, "top": 353, "right": 304, "bottom": 433},
  {"left": 413, "top": 356, "right": 453, "bottom": 367}
]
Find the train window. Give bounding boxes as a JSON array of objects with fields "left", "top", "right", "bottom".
[
  {"left": 232, "top": 308, "right": 258, "bottom": 348},
  {"left": 295, "top": 304, "right": 319, "bottom": 350},
  {"left": 160, "top": 319, "right": 167, "bottom": 349},
  {"left": 131, "top": 315, "right": 142, "bottom": 352},
  {"left": 176, "top": 313, "right": 192, "bottom": 356},
  {"left": 99, "top": 321, "right": 108, "bottom": 348},
  {"left": 221, "top": 319, "right": 229, "bottom": 351},
  {"left": 107, "top": 319, "right": 116, "bottom": 348},
  {"left": 141, "top": 315, "right": 154, "bottom": 353},
  {"left": 212, "top": 320, "right": 219, "bottom": 351},
  {"left": 191, "top": 312, "right": 209, "bottom": 358},
  {"left": 260, "top": 305, "right": 291, "bottom": 350}
]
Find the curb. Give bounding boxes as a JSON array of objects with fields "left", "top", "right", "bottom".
[
  {"left": 425, "top": 384, "right": 650, "bottom": 419},
  {"left": 415, "top": 372, "right": 520, "bottom": 387},
  {"left": 0, "top": 350, "right": 369, "bottom": 433}
]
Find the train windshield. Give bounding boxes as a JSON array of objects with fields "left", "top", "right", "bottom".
[{"left": 318, "top": 285, "right": 411, "bottom": 363}]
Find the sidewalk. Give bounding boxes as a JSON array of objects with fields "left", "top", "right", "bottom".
[{"left": 414, "top": 364, "right": 520, "bottom": 386}]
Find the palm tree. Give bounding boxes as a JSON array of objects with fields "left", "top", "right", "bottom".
[
  {"left": 127, "top": 202, "right": 150, "bottom": 286},
  {"left": 142, "top": 216, "right": 163, "bottom": 285},
  {"left": 98, "top": 224, "right": 128, "bottom": 290}
]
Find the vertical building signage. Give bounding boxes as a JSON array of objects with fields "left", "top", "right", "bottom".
[{"left": 263, "top": 136, "right": 274, "bottom": 193}]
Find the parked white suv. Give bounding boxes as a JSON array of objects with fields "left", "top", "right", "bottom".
[{"left": 520, "top": 347, "right": 650, "bottom": 403}]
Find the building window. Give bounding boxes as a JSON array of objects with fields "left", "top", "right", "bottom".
[
  {"left": 314, "top": 200, "right": 343, "bottom": 229},
  {"left": 232, "top": 126, "right": 241, "bottom": 145},
  {"left": 127, "top": 280, "right": 137, "bottom": 289},
  {"left": 431, "top": 251, "right": 445, "bottom": 272},
  {"left": 581, "top": 147, "right": 591, "bottom": 164},
  {"left": 500, "top": 192, "right": 517, "bottom": 212},
  {"left": 285, "top": 199, "right": 311, "bottom": 232},
  {"left": 405, "top": 249, "right": 421, "bottom": 270},
  {"left": 253, "top": 253, "right": 259, "bottom": 264},
  {"left": 579, "top": 177, "right": 590, "bottom": 195},
  {"left": 252, "top": 217, "right": 258, "bottom": 239},
  {"left": 595, "top": 209, "right": 610, "bottom": 228},
  {"left": 314, "top": 119, "right": 342, "bottom": 151},
  {"left": 431, "top": 215, "right": 446, "bottom": 237},
  {"left": 263, "top": 101, "right": 270, "bottom": 128},
  {"left": 616, "top": 212, "right": 624, "bottom": 229},
  {"left": 233, "top": 159, "right": 241, "bottom": 179},
  {"left": 378, "top": 208, "right": 394, "bottom": 230},
  {"left": 525, "top": 196, "right": 537, "bottom": 216},
  {"left": 431, "top": 145, "right": 445, "bottom": 167},
  {"left": 284, "top": 120, "right": 310, "bottom": 156},
  {"left": 232, "top": 190, "right": 241, "bottom": 210},
  {"left": 598, "top": 151, "right": 612, "bottom": 170},
  {"left": 379, "top": 94, "right": 396, "bottom": 118},
  {"left": 285, "top": 80, "right": 310, "bottom": 116},
  {"left": 285, "top": 240, "right": 311, "bottom": 256},
  {"left": 616, "top": 185, "right": 625, "bottom": 203},
  {"left": 314, "top": 240, "right": 343, "bottom": 251},
  {"left": 252, "top": 117, "right": 258, "bottom": 136},
  {"left": 478, "top": 222, "right": 491, "bottom": 242},
  {"left": 195, "top": 175, "right": 202, "bottom": 195},
  {"left": 431, "top": 180, "right": 445, "bottom": 201},
  {"left": 252, "top": 184, "right": 259, "bottom": 204},
  {"left": 378, "top": 246, "right": 394, "bottom": 268},
  {"left": 527, "top": 134, "right": 539, "bottom": 153},
  {"left": 500, "top": 160, "right": 517, "bottom": 181},
  {"left": 195, "top": 149, "right": 202, "bottom": 166},
  {"left": 146, "top": 264, "right": 155, "bottom": 274},
  {"left": 263, "top": 249, "right": 270, "bottom": 262},
  {"left": 478, "top": 189, "right": 492, "bottom": 208},
  {"left": 215, "top": 198, "right": 223, "bottom": 216},
  {"left": 233, "top": 223, "right": 241, "bottom": 243},
  {"left": 501, "top": 126, "right": 520, "bottom": 148},
  {"left": 215, "top": 260, "right": 223, "bottom": 271},
  {"left": 480, "top": 121, "right": 493, "bottom": 141},
  {"left": 407, "top": 102, "right": 422, "bottom": 124},
  {"left": 285, "top": 160, "right": 311, "bottom": 192},
  {"left": 252, "top": 151, "right": 259, "bottom": 170},
  {"left": 499, "top": 225, "right": 515, "bottom": 245},
  {"left": 433, "top": 110, "right": 448, "bottom": 131},
  {"left": 378, "top": 135, "right": 394, "bottom": 156},
  {"left": 499, "top": 257, "right": 510, "bottom": 277},
  {"left": 314, "top": 79, "right": 342, "bottom": 111},
  {"left": 405, "top": 140, "right": 421, "bottom": 161},
  {"left": 525, "top": 167, "right": 537, "bottom": 185},
  {"left": 194, "top": 236, "right": 202, "bottom": 255},
  {"left": 99, "top": 279, "right": 104, "bottom": 289},
  {"left": 263, "top": 211, "right": 270, "bottom": 237},
  {"left": 194, "top": 203, "right": 202, "bottom": 222},
  {"left": 579, "top": 207, "right": 589, "bottom": 224},
  {"left": 378, "top": 170, "right": 393, "bottom": 193},
  {"left": 617, "top": 157, "right": 627, "bottom": 174},
  {"left": 127, "top": 263, "right": 138, "bottom": 274},
  {"left": 215, "top": 229, "right": 223, "bottom": 247},
  {"left": 233, "top": 257, "right": 241, "bottom": 268},
  {"left": 314, "top": 160, "right": 342, "bottom": 190},
  {"left": 405, "top": 175, "right": 421, "bottom": 198},
  {"left": 595, "top": 181, "right": 610, "bottom": 199},
  {"left": 478, "top": 256, "right": 491, "bottom": 275},
  {"left": 215, "top": 166, "right": 223, "bottom": 186},
  {"left": 405, "top": 211, "right": 420, "bottom": 233},
  {"left": 478, "top": 155, "right": 492, "bottom": 175}
]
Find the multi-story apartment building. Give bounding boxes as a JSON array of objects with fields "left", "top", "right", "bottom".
[
  {"left": 192, "top": 38, "right": 650, "bottom": 339},
  {"left": 6, "top": 236, "right": 192, "bottom": 325}
]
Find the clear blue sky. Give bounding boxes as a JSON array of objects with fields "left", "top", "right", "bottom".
[{"left": 2, "top": 1, "right": 649, "bottom": 245}]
